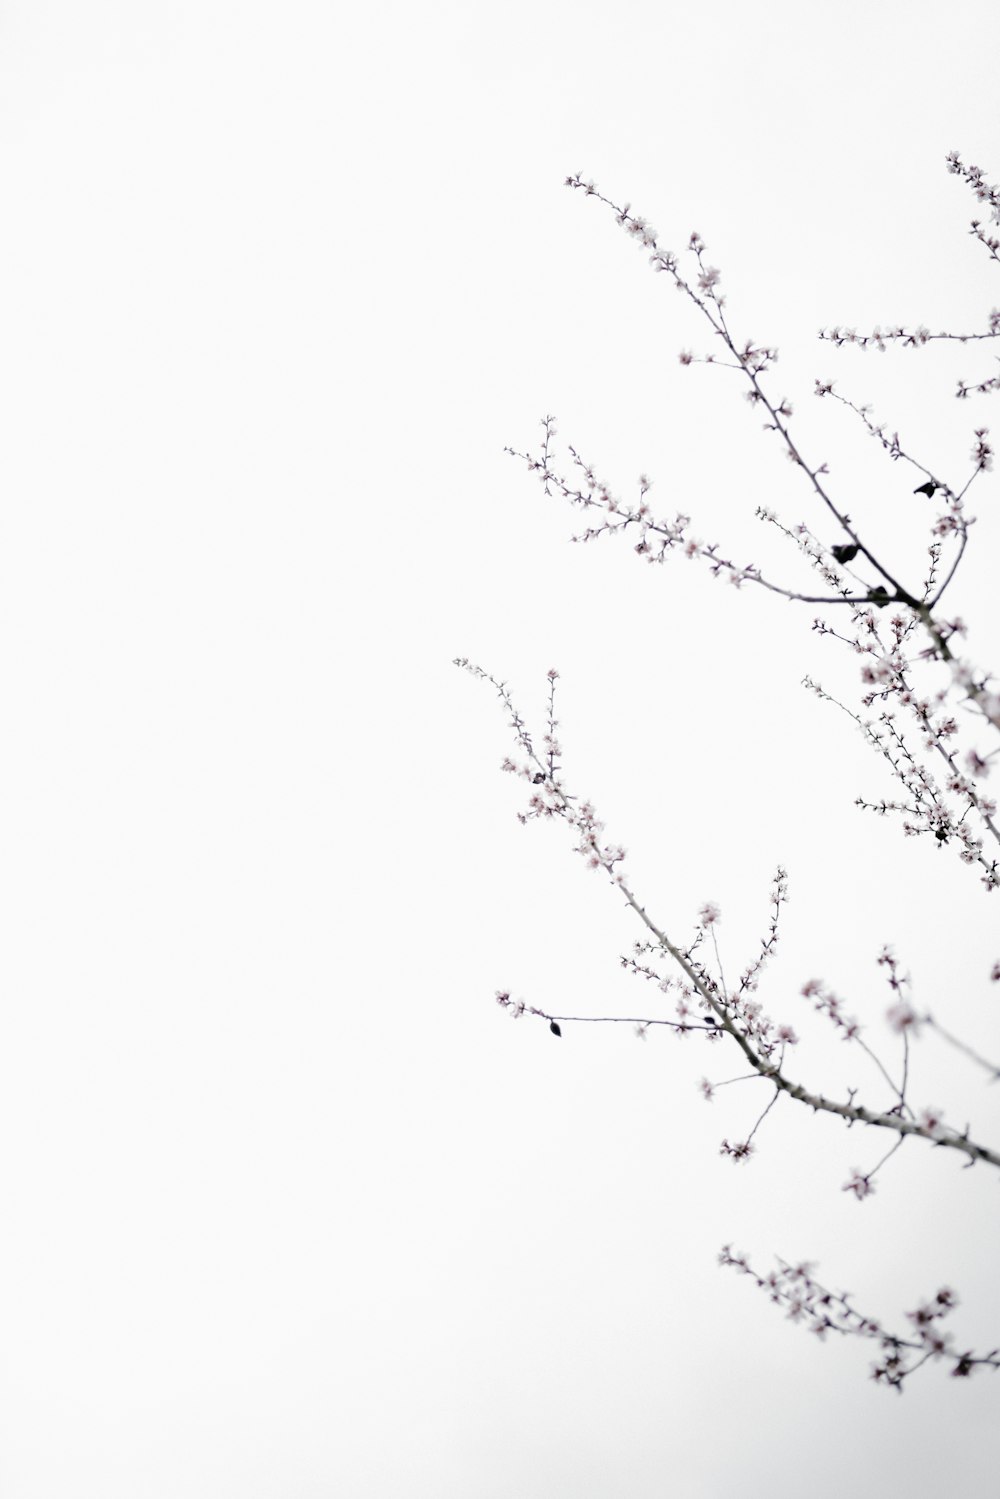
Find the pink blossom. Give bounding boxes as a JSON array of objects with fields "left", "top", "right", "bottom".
[
  {"left": 966, "top": 750, "right": 991, "bottom": 778},
  {"left": 720, "top": 1139, "right": 754, "bottom": 1162},
  {"left": 886, "top": 1002, "right": 921, "bottom": 1035},
  {"left": 843, "top": 1170, "right": 875, "bottom": 1201}
]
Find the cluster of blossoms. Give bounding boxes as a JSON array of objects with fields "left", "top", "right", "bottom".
[
  {"left": 878, "top": 946, "right": 920, "bottom": 1036},
  {"left": 946, "top": 152, "right": 1000, "bottom": 267},
  {"left": 820, "top": 323, "right": 936, "bottom": 352},
  {"left": 720, "top": 1139, "right": 755, "bottom": 1161},
  {"left": 460, "top": 153, "right": 1000, "bottom": 1389},
  {"left": 843, "top": 1169, "right": 875, "bottom": 1201},
  {"left": 798, "top": 978, "right": 861, "bottom": 1041}
]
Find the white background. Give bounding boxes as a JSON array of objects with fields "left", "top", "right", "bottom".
[{"left": 2, "top": 1, "right": 1000, "bottom": 1494}]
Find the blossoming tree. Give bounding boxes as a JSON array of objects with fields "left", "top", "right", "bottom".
[{"left": 457, "top": 152, "right": 1000, "bottom": 1391}]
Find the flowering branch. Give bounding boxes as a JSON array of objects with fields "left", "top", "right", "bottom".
[
  {"left": 818, "top": 153, "right": 1000, "bottom": 399},
  {"left": 510, "top": 168, "right": 1000, "bottom": 886},
  {"left": 559, "top": 168, "right": 998, "bottom": 674},
  {"left": 455, "top": 659, "right": 1000, "bottom": 1177},
  {"left": 719, "top": 1249, "right": 1000, "bottom": 1390}
]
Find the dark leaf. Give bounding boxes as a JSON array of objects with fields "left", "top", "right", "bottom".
[
  {"left": 832, "top": 543, "right": 859, "bottom": 564},
  {"left": 913, "top": 480, "right": 937, "bottom": 497},
  {"left": 549, "top": 1020, "right": 562, "bottom": 1037}
]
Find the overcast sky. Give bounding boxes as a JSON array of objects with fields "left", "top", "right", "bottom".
[{"left": 2, "top": 1, "right": 1000, "bottom": 1494}]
